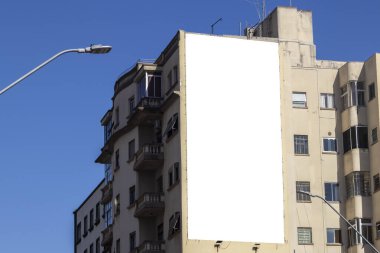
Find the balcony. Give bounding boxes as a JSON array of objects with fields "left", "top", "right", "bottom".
[
  {"left": 134, "top": 144, "right": 164, "bottom": 171},
  {"left": 132, "top": 241, "right": 165, "bottom": 253},
  {"left": 128, "top": 97, "right": 163, "bottom": 127},
  {"left": 101, "top": 225, "right": 113, "bottom": 248},
  {"left": 134, "top": 193, "right": 165, "bottom": 218},
  {"left": 101, "top": 183, "right": 113, "bottom": 204}
]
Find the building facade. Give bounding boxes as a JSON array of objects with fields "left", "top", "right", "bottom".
[
  {"left": 74, "top": 179, "right": 105, "bottom": 253},
  {"left": 74, "top": 6, "right": 380, "bottom": 253}
]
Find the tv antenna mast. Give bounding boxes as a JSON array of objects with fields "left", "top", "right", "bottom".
[{"left": 245, "top": 0, "right": 266, "bottom": 22}]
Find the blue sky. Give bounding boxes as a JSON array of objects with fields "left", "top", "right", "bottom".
[{"left": 0, "top": 1, "right": 379, "bottom": 252}]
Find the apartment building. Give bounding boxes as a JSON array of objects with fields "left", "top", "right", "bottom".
[
  {"left": 74, "top": 6, "right": 380, "bottom": 253},
  {"left": 74, "top": 179, "right": 105, "bottom": 253}
]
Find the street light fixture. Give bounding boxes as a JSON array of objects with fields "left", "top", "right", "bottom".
[
  {"left": 297, "top": 190, "right": 380, "bottom": 253},
  {"left": 0, "top": 44, "right": 112, "bottom": 95}
]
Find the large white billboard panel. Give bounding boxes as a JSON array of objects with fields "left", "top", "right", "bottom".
[{"left": 185, "top": 33, "right": 284, "bottom": 243}]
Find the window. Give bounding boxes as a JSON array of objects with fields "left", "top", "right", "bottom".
[
  {"left": 128, "top": 139, "right": 135, "bottom": 161},
  {"left": 137, "top": 73, "right": 162, "bottom": 101},
  {"left": 173, "top": 66, "right": 178, "bottom": 84},
  {"left": 342, "top": 126, "right": 368, "bottom": 153},
  {"left": 114, "top": 107, "right": 119, "bottom": 127},
  {"left": 167, "top": 70, "right": 172, "bottom": 88},
  {"left": 115, "top": 150, "right": 120, "bottom": 169},
  {"left": 341, "top": 85, "right": 349, "bottom": 109},
  {"left": 95, "top": 203, "right": 100, "bottom": 225},
  {"left": 116, "top": 239, "right": 120, "bottom": 253},
  {"left": 294, "top": 135, "right": 308, "bottom": 155},
  {"left": 298, "top": 227, "right": 312, "bottom": 244},
  {"left": 157, "top": 223, "right": 164, "bottom": 241},
  {"left": 292, "top": 92, "right": 307, "bottom": 108},
  {"left": 326, "top": 228, "right": 341, "bottom": 244},
  {"left": 376, "top": 222, "right": 380, "bottom": 239},
  {"left": 129, "top": 232, "right": 136, "bottom": 251},
  {"left": 129, "top": 185, "right": 135, "bottom": 206},
  {"left": 114, "top": 194, "right": 120, "bottom": 216},
  {"left": 96, "top": 237, "right": 100, "bottom": 253},
  {"left": 168, "top": 169, "right": 173, "bottom": 187},
  {"left": 104, "top": 120, "right": 113, "bottom": 143},
  {"left": 168, "top": 212, "right": 181, "bottom": 238},
  {"left": 166, "top": 113, "right": 179, "bottom": 139},
  {"left": 296, "top": 181, "right": 311, "bottom": 202},
  {"left": 374, "top": 174, "right": 380, "bottom": 192},
  {"left": 320, "top": 93, "right": 335, "bottom": 109},
  {"left": 174, "top": 162, "right": 180, "bottom": 182},
  {"left": 322, "top": 138, "right": 337, "bottom": 152},
  {"left": 369, "top": 83, "right": 376, "bottom": 101},
  {"left": 83, "top": 215, "right": 88, "bottom": 237},
  {"left": 168, "top": 162, "right": 180, "bottom": 189},
  {"left": 129, "top": 96, "right": 135, "bottom": 115},
  {"left": 168, "top": 163, "right": 179, "bottom": 188},
  {"left": 356, "top": 82, "right": 365, "bottom": 106},
  {"left": 76, "top": 222, "right": 81, "bottom": 244},
  {"left": 157, "top": 176, "right": 163, "bottom": 193},
  {"left": 89, "top": 209, "right": 94, "bottom": 231},
  {"left": 346, "top": 171, "right": 371, "bottom": 198},
  {"left": 324, "top": 183, "right": 339, "bottom": 201},
  {"left": 90, "top": 244, "right": 94, "bottom": 253},
  {"left": 167, "top": 66, "right": 178, "bottom": 91},
  {"left": 371, "top": 127, "right": 378, "bottom": 144},
  {"left": 348, "top": 218, "right": 373, "bottom": 246},
  {"left": 105, "top": 164, "right": 113, "bottom": 184},
  {"left": 105, "top": 202, "right": 113, "bottom": 227},
  {"left": 341, "top": 81, "right": 365, "bottom": 110}
]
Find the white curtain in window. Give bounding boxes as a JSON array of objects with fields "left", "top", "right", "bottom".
[
  {"left": 320, "top": 94, "right": 326, "bottom": 107},
  {"left": 293, "top": 92, "right": 306, "bottom": 102},
  {"left": 327, "top": 94, "right": 334, "bottom": 108}
]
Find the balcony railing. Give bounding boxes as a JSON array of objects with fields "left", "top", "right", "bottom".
[
  {"left": 134, "top": 193, "right": 165, "bottom": 218},
  {"left": 133, "top": 241, "right": 165, "bottom": 253},
  {"left": 127, "top": 97, "right": 163, "bottom": 126},
  {"left": 101, "top": 225, "right": 113, "bottom": 247},
  {"left": 101, "top": 183, "right": 113, "bottom": 204},
  {"left": 134, "top": 144, "right": 164, "bottom": 171}
]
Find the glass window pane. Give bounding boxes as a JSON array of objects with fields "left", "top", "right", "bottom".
[
  {"left": 292, "top": 92, "right": 307, "bottom": 107},
  {"left": 298, "top": 228, "right": 312, "bottom": 244},
  {"left": 155, "top": 76, "right": 161, "bottom": 97},
  {"left": 351, "top": 126, "right": 357, "bottom": 149},
  {"left": 357, "top": 126, "right": 368, "bottom": 148},
  {"left": 147, "top": 75, "right": 155, "bottom": 96}
]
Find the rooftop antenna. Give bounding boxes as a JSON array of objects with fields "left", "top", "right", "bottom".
[
  {"left": 245, "top": 0, "right": 266, "bottom": 22},
  {"left": 262, "top": 0, "right": 266, "bottom": 19},
  {"left": 211, "top": 18, "right": 223, "bottom": 34}
]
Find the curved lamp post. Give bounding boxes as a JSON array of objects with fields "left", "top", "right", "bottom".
[
  {"left": 297, "top": 190, "right": 380, "bottom": 253},
  {"left": 0, "top": 44, "right": 112, "bottom": 95}
]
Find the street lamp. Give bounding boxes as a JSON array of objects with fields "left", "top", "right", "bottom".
[
  {"left": 0, "top": 44, "right": 112, "bottom": 95},
  {"left": 297, "top": 190, "right": 380, "bottom": 253}
]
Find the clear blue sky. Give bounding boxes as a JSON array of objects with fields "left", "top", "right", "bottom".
[{"left": 0, "top": 1, "right": 379, "bottom": 252}]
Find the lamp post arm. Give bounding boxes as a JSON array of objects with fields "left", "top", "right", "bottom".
[
  {"left": 0, "top": 48, "right": 83, "bottom": 95},
  {"left": 298, "top": 191, "right": 380, "bottom": 253}
]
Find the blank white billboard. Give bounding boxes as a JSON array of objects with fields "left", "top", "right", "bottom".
[{"left": 185, "top": 33, "right": 284, "bottom": 243}]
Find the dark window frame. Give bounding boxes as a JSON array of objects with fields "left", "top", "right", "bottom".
[
  {"left": 369, "top": 83, "right": 376, "bottom": 101},
  {"left": 294, "top": 135, "right": 309, "bottom": 155},
  {"left": 298, "top": 227, "right": 312, "bottom": 245},
  {"left": 296, "top": 181, "right": 311, "bottom": 202}
]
